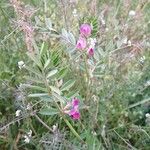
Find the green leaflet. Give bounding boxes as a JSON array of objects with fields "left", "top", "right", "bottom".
[
  {"left": 60, "top": 79, "right": 75, "bottom": 91},
  {"left": 39, "top": 107, "right": 59, "bottom": 116}
]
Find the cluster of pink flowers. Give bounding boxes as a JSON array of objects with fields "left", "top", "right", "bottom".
[
  {"left": 76, "top": 24, "right": 96, "bottom": 57},
  {"left": 64, "top": 98, "right": 80, "bottom": 120}
]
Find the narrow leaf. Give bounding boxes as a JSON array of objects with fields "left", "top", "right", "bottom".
[
  {"left": 52, "top": 92, "right": 65, "bottom": 103},
  {"left": 47, "top": 69, "right": 58, "bottom": 78},
  {"left": 126, "top": 98, "right": 150, "bottom": 110},
  {"left": 28, "top": 93, "right": 49, "bottom": 98},
  {"left": 45, "top": 18, "right": 52, "bottom": 30},
  {"left": 39, "top": 108, "right": 59, "bottom": 116},
  {"left": 25, "top": 66, "right": 43, "bottom": 78},
  {"left": 44, "top": 59, "right": 51, "bottom": 69},
  {"left": 27, "top": 52, "right": 42, "bottom": 68},
  {"left": 60, "top": 79, "right": 75, "bottom": 91},
  {"left": 50, "top": 86, "right": 61, "bottom": 95},
  {"left": 57, "top": 68, "right": 68, "bottom": 80},
  {"left": 66, "top": 89, "right": 79, "bottom": 98},
  {"left": 24, "top": 84, "right": 47, "bottom": 92},
  {"left": 24, "top": 76, "right": 43, "bottom": 84}
]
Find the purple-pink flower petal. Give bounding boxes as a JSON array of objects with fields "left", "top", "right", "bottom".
[
  {"left": 72, "top": 98, "right": 79, "bottom": 107},
  {"left": 71, "top": 111, "right": 80, "bottom": 120},
  {"left": 69, "top": 108, "right": 80, "bottom": 120},
  {"left": 76, "top": 37, "right": 86, "bottom": 50},
  {"left": 80, "top": 24, "right": 92, "bottom": 37},
  {"left": 64, "top": 98, "right": 80, "bottom": 120}
]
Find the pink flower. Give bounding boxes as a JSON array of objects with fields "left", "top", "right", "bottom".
[
  {"left": 87, "top": 47, "right": 94, "bottom": 56},
  {"left": 64, "top": 98, "right": 80, "bottom": 120},
  {"left": 69, "top": 105, "right": 80, "bottom": 120},
  {"left": 76, "top": 37, "right": 86, "bottom": 49},
  {"left": 72, "top": 98, "right": 79, "bottom": 106},
  {"left": 69, "top": 109, "right": 80, "bottom": 120},
  {"left": 80, "top": 24, "right": 92, "bottom": 37}
]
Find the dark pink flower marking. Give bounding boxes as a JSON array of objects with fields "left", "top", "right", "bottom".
[{"left": 87, "top": 47, "right": 94, "bottom": 56}]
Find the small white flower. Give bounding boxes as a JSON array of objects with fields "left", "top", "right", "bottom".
[
  {"left": 105, "top": 28, "right": 109, "bottom": 32},
  {"left": 72, "top": 9, "right": 78, "bottom": 17},
  {"left": 52, "top": 124, "right": 58, "bottom": 132},
  {"left": 28, "top": 130, "right": 32, "bottom": 137},
  {"left": 23, "top": 130, "right": 32, "bottom": 143},
  {"left": 129, "top": 10, "right": 136, "bottom": 17},
  {"left": 127, "top": 40, "right": 132, "bottom": 46},
  {"left": 18, "top": 61, "right": 25, "bottom": 69},
  {"left": 89, "top": 70, "right": 93, "bottom": 78},
  {"left": 145, "top": 80, "right": 150, "bottom": 86},
  {"left": 70, "top": 0, "right": 78, "bottom": 3},
  {"left": 26, "top": 103, "right": 32, "bottom": 110},
  {"left": 122, "top": 37, "right": 128, "bottom": 44},
  {"left": 145, "top": 113, "right": 150, "bottom": 118},
  {"left": 15, "top": 110, "right": 21, "bottom": 117},
  {"left": 24, "top": 135, "right": 30, "bottom": 143},
  {"left": 92, "top": 131, "right": 97, "bottom": 136},
  {"left": 88, "top": 38, "right": 96, "bottom": 47},
  {"left": 140, "top": 56, "right": 146, "bottom": 63}
]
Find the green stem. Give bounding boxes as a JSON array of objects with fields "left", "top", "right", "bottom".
[
  {"left": 64, "top": 118, "right": 84, "bottom": 142},
  {"left": 42, "top": 71, "right": 83, "bottom": 142},
  {"left": 83, "top": 53, "right": 89, "bottom": 81},
  {"left": 83, "top": 53, "right": 90, "bottom": 101}
]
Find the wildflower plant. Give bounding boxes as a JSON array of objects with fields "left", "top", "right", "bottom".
[{"left": 0, "top": 0, "right": 150, "bottom": 149}]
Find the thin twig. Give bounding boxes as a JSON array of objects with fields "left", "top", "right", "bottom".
[
  {"left": 0, "top": 114, "right": 29, "bottom": 133},
  {"left": 34, "top": 114, "right": 53, "bottom": 133},
  {"left": 113, "top": 129, "right": 137, "bottom": 150}
]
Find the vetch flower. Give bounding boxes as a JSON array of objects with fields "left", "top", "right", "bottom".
[
  {"left": 87, "top": 47, "right": 94, "bottom": 57},
  {"left": 80, "top": 24, "right": 92, "bottom": 37},
  {"left": 69, "top": 108, "right": 80, "bottom": 120},
  {"left": 72, "top": 98, "right": 79, "bottom": 106},
  {"left": 64, "top": 98, "right": 80, "bottom": 120},
  {"left": 76, "top": 37, "right": 86, "bottom": 49}
]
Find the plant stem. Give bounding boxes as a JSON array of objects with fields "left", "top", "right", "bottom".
[
  {"left": 34, "top": 114, "right": 53, "bottom": 133},
  {"left": 42, "top": 71, "right": 83, "bottom": 142},
  {"left": 83, "top": 53, "right": 90, "bottom": 101}
]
